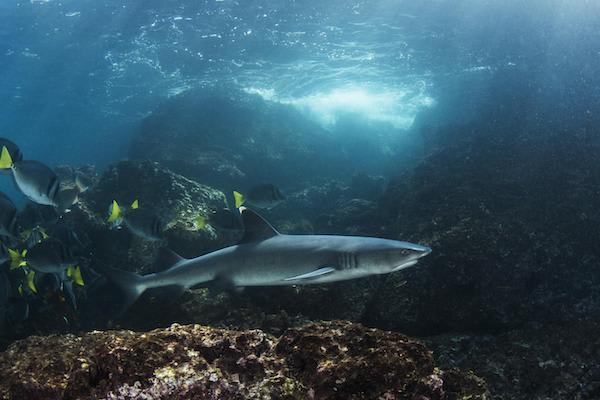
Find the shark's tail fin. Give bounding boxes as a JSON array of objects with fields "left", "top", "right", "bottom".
[{"left": 103, "top": 267, "right": 148, "bottom": 315}]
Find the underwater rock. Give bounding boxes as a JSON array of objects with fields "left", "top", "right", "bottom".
[
  {"left": 267, "top": 176, "right": 386, "bottom": 234},
  {"left": 129, "top": 88, "right": 333, "bottom": 189},
  {"left": 427, "top": 316, "right": 600, "bottom": 399},
  {"left": 370, "top": 122, "right": 600, "bottom": 335},
  {"left": 0, "top": 320, "right": 488, "bottom": 400},
  {"left": 78, "top": 160, "right": 227, "bottom": 268},
  {"left": 314, "top": 198, "right": 381, "bottom": 235},
  {"left": 54, "top": 164, "right": 99, "bottom": 192},
  {"left": 3, "top": 161, "right": 230, "bottom": 342},
  {"left": 129, "top": 88, "right": 392, "bottom": 191}
]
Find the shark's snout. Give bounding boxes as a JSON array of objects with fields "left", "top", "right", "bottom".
[
  {"left": 418, "top": 246, "right": 432, "bottom": 257},
  {"left": 395, "top": 241, "right": 431, "bottom": 254},
  {"left": 388, "top": 243, "right": 431, "bottom": 272}
]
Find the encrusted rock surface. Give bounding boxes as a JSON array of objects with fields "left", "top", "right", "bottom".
[
  {"left": 128, "top": 88, "right": 400, "bottom": 190},
  {"left": 129, "top": 88, "right": 337, "bottom": 189},
  {"left": 84, "top": 160, "right": 227, "bottom": 258},
  {"left": 1, "top": 161, "right": 232, "bottom": 345},
  {"left": 367, "top": 123, "right": 600, "bottom": 335},
  {"left": 427, "top": 316, "right": 600, "bottom": 399},
  {"left": 56, "top": 160, "right": 229, "bottom": 283},
  {"left": 0, "top": 321, "right": 488, "bottom": 400}
]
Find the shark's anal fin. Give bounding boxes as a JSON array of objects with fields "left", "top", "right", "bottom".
[
  {"left": 239, "top": 207, "right": 280, "bottom": 244},
  {"left": 284, "top": 267, "right": 336, "bottom": 282}
]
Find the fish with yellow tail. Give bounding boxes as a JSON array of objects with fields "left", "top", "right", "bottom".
[
  {"left": 0, "top": 145, "right": 82, "bottom": 211},
  {"left": 21, "top": 226, "right": 50, "bottom": 248},
  {"left": 0, "top": 138, "right": 23, "bottom": 176},
  {"left": 0, "top": 146, "right": 61, "bottom": 207},
  {"left": 7, "top": 248, "right": 27, "bottom": 270},
  {"left": 108, "top": 199, "right": 163, "bottom": 241},
  {"left": 194, "top": 208, "right": 243, "bottom": 233},
  {"left": 234, "top": 183, "right": 285, "bottom": 209},
  {"left": 18, "top": 238, "right": 84, "bottom": 308}
]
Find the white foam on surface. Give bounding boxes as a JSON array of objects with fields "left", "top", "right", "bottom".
[{"left": 245, "top": 85, "right": 434, "bottom": 130}]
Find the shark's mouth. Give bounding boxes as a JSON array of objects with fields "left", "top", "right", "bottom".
[{"left": 392, "top": 260, "right": 419, "bottom": 272}]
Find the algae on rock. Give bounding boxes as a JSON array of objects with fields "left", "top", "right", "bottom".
[{"left": 0, "top": 321, "right": 488, "bottom": 400}]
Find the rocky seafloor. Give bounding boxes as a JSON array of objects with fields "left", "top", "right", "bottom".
[
  {"left": 0, "top": 321, "right": 487, "bottom": 400},
  {"left": 2, "top": 86, "right": 600, "bottom": 399}
]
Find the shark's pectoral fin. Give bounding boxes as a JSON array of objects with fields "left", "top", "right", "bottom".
[{"left": 284, "top": 267, "right": 336, "bottom": 282}]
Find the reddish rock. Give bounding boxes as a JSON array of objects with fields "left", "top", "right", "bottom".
[{"left": 0, "top": 321, "right": 488, "bottom": 400}]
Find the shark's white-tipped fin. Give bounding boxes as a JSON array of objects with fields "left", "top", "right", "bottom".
[
  {"left": 239, "top": 206, "right": 280, "bottom": 243},
  {"left": 283, "top": 267, "right": 336, "bottom": 281}
]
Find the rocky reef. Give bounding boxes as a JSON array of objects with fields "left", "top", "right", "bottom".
[
  {"left": 1, "top": 160, "right": 231, "bottom": 343},
  {"left": 428, "top": 316, "right": 600, "bottom": 399},
  {"left": 128, "top": 88, "right": 406, "bottom": 191},
  {"left": 368, "top": 121, "right": 600, "bottom": 335},
  {"left": 3, "top": 83, "right": 600, "bottom": 399},
  {"left": 0, "top": 321, "right": 487, "bottom": 400},
  {"left": 80, "top": 160, "right": 227, "bottom": 259}
]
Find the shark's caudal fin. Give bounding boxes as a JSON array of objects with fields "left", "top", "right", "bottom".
[
  {"left": 239, "top": 206, "right": 280, "bottom": 243},
  {"left": 103, "top": 267, "right": 149, "bottom": 314},
  {"left": 105, "top": 248, "right": 188, "bottom": 316}
]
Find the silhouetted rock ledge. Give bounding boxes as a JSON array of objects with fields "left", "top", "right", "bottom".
[{"left": 0, "top": 321, "right": 487, "bottom": 400}]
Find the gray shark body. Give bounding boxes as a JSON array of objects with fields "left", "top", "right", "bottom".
[{"left": 105, "top": 207, "right": 431, "bottom": 310}]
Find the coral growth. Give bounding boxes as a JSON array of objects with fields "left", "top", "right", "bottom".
[{"left": 0, "top": 321, "right": 487, "bottom": 400}]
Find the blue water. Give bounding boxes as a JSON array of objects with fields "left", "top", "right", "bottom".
[{"left": 0, "top": 0, "right": 598, "bottom": 203}]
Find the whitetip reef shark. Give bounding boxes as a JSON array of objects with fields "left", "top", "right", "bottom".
[{"left": 105, "top": 207, "right": 431, "bottom": 310}]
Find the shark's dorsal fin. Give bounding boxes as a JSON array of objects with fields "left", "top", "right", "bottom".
[{"left": 239, "top": 207, "right": 279, "bottom": 243}]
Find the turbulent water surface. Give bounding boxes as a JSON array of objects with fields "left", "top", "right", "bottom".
[{"left": 3, "top": 0, "right": 596, "bottom": 168}]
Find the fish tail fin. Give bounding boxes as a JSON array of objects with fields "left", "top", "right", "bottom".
[
  {"left": 233, "top": 191, "right": 245, "bottom": 208},
  {"left": 74, "top": 172, "right": 89, "bottom": 193},
  {"left": 0, "top": 146, "right": 13, "bottom": 169},
  {"left": 8, "top": 248, "right": 26, "bottom": 270},
  {"left": 26, "top": 270, "right": 37, "bottom": 294},
  {"left": 107, "top": 200, "right": 121, "bottom": 224},
  {"left": 131, "top": 199, "right": 139, "bottom": 209},
  {"left": 67, "top": 265, "right": 85, "bottom": 286},
  {"left": 103, "top": 267, "right": 149, "bottom": 314}
]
